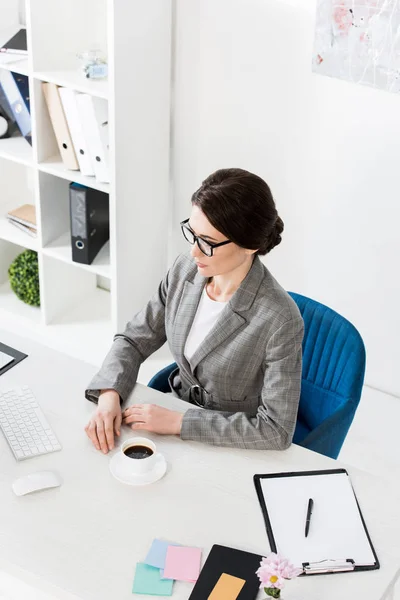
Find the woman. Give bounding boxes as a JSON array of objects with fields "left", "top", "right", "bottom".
[{"left": 84, "top": 168, "right": 304, "bottom": 452}]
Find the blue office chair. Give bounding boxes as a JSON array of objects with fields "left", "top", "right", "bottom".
[{"left": 148, "top": 293, "right": 366, "bottom": 459}]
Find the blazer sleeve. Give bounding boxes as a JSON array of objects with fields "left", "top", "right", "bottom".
[
  {"left": 85, "top": 263, "right": 174, "bottom": 406},
  {"left": 180, "top": 316, "right": 304, "bottom": 450}
]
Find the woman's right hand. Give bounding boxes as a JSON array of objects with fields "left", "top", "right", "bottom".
[{"left": 84, "top": 390, "right": 122, "bottom": 454}]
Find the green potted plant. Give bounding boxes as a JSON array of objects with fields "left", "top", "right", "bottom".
[{"left": 8, "top": 249, "right": 40, "bottom": 307}]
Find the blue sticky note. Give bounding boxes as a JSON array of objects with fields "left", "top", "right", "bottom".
[
  {"left": 132, "top": 563, "right": 173, "bottom": 596},
  {"left": 144, "top": 539, "right": 180, "bottom": 570}
]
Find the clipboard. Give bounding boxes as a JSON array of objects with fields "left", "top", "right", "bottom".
[
  {"left": 0, "top": 342, "right": 27, "bottom": 376},
  {"left": 254, "top": 468, "right": 379, "bottom": 575}
]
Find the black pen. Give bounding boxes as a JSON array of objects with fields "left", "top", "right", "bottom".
[{"left": 305, "top": 498, "right": 314, "bottom": 537}]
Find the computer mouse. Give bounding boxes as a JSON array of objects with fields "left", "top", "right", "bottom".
[{"left": 12, "top": 470, "right": 62, "bottom": 496}]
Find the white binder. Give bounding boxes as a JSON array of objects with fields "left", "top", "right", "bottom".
[
  {"left": 75, "top": 94, "right": 109, "bottom": 183},
  {"left": 59, "top": 88, "right": 95, "bottom": 177},
  {"left": 254, "top": 469, "right": 379, "bottom": 575}
]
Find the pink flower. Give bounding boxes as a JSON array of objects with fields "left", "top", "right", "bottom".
[
  {"left": 281, "top": 562, "right": 303, "bottom": 579},
  {"left": 256, "top": 552, "right": 302, "bottom": 590}
]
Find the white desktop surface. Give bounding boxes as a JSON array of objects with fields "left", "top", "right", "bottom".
[{"left": 0, "top": 330, "right": 399, "bottom": 600}]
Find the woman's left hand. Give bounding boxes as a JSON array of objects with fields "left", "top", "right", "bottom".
[{"left": 122, "top": 404, "right": 183, "bottom": 435}]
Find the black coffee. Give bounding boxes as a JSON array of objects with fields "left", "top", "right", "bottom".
[{"left": 123, "top": 444, "right": 154, "bottom": 459}]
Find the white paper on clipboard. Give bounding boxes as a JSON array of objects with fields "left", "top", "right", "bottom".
[{"left": 257, "top": 471, "right": 377, "bottom": 571}]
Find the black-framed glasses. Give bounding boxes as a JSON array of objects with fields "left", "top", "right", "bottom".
[{"left": 180, "top": 219, "right": 232, "bottom": 257}]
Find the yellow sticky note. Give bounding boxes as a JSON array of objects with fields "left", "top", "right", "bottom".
[{"left": 208, "top": 573, "right": 246, "bottom": 600}]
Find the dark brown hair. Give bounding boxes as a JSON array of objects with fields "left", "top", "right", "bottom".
[{"left": 191, "top": 168, "right": 284, "bottom": 256}]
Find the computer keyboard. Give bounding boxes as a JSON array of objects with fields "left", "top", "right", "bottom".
[{"left": 0, "top": 386, "right": 61, "bottom": 461}]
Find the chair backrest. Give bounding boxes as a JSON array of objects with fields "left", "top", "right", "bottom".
[{"left": 289, "top": 292, "right": 366, "bottom": 458}]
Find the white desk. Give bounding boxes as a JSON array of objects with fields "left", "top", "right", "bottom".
[{"left": 0, "top": 330, "right": 399, "bottom": 600}]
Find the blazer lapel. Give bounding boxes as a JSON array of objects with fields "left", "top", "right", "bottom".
[{"left": 189, "top": 308, "right": 245, "bottom": 372}]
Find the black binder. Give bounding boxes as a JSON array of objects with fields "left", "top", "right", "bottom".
[
  {"left": 189, "top": 544, "right": 262, "bottom": 599},
  {"left": 254, "top": 469, "right": 379, "bottom": 576},
  {"left": 69, "top": 182, "right": 109, "bottom": 265}
]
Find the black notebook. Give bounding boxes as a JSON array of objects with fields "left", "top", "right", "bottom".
[{"left": 189, "top": 544, "right": 262, "bottom": 599}]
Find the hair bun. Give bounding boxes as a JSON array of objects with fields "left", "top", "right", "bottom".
[
  {"left": 259, "top": 215, "right": 284, "bottom": 255},
  {"left": 275, "top": 215, "right": 284, "bottom": 236}
]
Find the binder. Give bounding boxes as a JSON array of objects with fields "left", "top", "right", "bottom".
[
  {"left": 0, "top": 81, "right": 14, "bottom": 121},
  {"left": 69, "top": 182, "right": 109, "bottom": 265},
  {"left": 0, "top": 70, "right": 31, "bottom": 143},
  {"left": 189, "top": 544, "right": 262, "bottom": 600},
  {"left": 75, "top": 93, "right": 109, "bottom": 183},
  {"left": 42, "top": 82, "right": 79, "bottom": 170},
  {"left": 0, "top": 78, "right": 20, "bottom": 135},
  {"left": 254, "top": 469, "right": 379, "bottom": 576},
  {"left": 0, "top": 89, "right": 19, "bottom": 138},
  {"left": 59, "top": 88, "right": 95, "bottom": 177}
]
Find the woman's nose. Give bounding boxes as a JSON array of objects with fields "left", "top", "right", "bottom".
[{"left": 191, "top": 242, "right": 201, "bottom": 258}]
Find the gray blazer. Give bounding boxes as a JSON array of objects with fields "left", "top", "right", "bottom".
[{"left": 85, "top": 252, "right": 304, "bottom": 450}]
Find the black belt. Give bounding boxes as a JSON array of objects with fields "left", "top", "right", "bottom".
[
  {"left": 169, "top": 367, "right": 215, "bottom": 409},
  {"left": 182, "top": 384, "right": 213, "bottom": 408}
]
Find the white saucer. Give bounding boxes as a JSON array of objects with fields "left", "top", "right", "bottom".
[{"left": 109, "top": 452, "right": 167, "bottom": 486}]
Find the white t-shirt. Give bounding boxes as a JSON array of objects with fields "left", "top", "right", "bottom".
[{"left": 184, "top": 287, "right": 228, "bottom": 362}]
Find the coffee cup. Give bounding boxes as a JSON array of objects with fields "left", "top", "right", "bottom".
[{"left": 119, "top": 437, "right": 159, "bottom": 476}]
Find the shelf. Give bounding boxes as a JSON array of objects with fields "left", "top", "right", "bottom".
[
  {"left": 0, "top": 280, "right": 41, "bottom": 325},
  {"left": 43, "top": 233, "right": 110, "bottom": 278},
  {"left": 33, "top": 70, "right": 108, "bottom": 99},
  {"left": 0, "top": 55, "right": 30, "bottom": 76},
  {"left": 0, "top": 2, "right": 172, "bottom": 368},
  {"left": 38, "top": 156, "right": 110, "bottom": 193},
  {"left": 0, "top": 137, "right": 33, "bottom": 167}
]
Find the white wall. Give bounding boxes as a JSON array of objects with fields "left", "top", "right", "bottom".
[
  {"left": 0, "top": 0, "right": 19, "bottom": 25},
  {"left": 171, "top": 0, "right": 400, "bottom": 398}
]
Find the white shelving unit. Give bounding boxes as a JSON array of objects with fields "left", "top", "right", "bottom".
[{"left": 0, "top": 0, "right": 172, "bottom": 365}]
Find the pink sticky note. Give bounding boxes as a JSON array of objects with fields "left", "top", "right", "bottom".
[{"left": 163, "top": 545, "right": 202, "bottom": 582}]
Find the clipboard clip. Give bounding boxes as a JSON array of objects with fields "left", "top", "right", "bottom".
[{"left": 302, "top": 559, "right": 355, "bottom": 575}]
